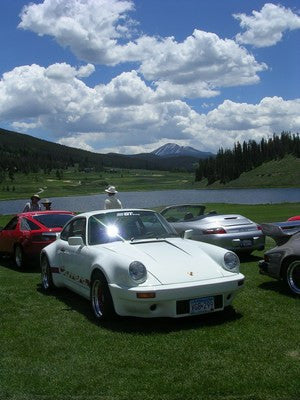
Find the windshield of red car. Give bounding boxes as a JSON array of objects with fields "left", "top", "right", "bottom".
[{"left": 33, "top": 214, "right": 73, "bottom": 228}]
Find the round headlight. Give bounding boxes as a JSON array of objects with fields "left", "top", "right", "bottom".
[
  {"left": 224, "top": 252, "right": 240, "bottom": 272},
  {"left": 129, "top": 261, "right": 147, "bottom": 284}
]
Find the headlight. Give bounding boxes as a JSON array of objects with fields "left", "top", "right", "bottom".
[
  {"left": 224, "top": 252, "right": 240, "bottom": 272},
  {"left": 129, "top": 261, "right": 147, "bottom": 284}
]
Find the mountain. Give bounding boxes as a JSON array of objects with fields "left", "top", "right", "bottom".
[
  {"left": 0, "top": 128, "right": 199, "bottom": 173},
  {"left": 151, "top": 143, "right": 214, "bottom": 158}
]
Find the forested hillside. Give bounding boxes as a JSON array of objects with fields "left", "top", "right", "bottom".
[
  {"left": 0, "top": 128, "right": 198, "bottom": 179},
  {"left": 195, "top": 132, "right": 300, "bottom": 184}
]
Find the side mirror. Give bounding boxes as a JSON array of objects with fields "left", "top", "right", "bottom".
[
  {"left": 184, "top": 229, "right": 193, "bottom": 239},
  {"left": 68, "top": 236, "right": 84, "bottom": 246},
  {"left": 56, "top": 232, "right": 61, "bottom": 239}
]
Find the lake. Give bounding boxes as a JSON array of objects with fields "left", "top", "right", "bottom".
[{"left": 0, "top": 188, "right": 299, "bottom": 215}]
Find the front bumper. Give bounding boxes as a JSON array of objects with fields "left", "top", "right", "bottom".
[
  {"left": 109, "top": 274, "right": 245, "bottom": 318},
  {"left": 258, "top": 259, "right": 281, "bottom": 279}
]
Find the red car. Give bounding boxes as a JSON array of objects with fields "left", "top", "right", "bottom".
[
  {"left": 0, "top": 211, "right": 75, "bottom": 268},
  {"left": 288, "top": 216, "right": 300, "bottom": 221}
]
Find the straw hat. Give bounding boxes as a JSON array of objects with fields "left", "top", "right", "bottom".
[
  {"left": 31, "top": 194, "right": 41, "bottom": 201},
  {"left": 41, "top": 198, "right": 52, "bottom": 205},
  {"left": 105, "top": 185, "right": 118, "bottom": 194}
]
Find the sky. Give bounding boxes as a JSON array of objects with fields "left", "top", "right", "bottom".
[{"left": 0, "top": 0, "right": 299, "bottom": 155}]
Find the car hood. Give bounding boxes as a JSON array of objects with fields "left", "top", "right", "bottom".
[{"left": 103, "top": 238, "right": 226, "bottom": 284}]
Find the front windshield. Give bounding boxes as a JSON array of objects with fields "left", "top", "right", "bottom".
[{"left": 88, "top": 210, "right": 178, "bottom": 245}]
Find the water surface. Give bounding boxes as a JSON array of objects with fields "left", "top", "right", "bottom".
[{"left": 0, "top": 188, "right": 299, "bottom": 215}]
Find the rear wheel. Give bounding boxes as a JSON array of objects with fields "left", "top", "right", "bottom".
[
  {"left": 284, "top": 259, "right": 300, "bottom": 295},
  {"left": 90, "top": 271, "right": 116, "bottom": 320},
  {"left": 41, "top": 256, "right": 54, "bottom": 291},
  {"left": 14, "top": 245, "right": 25, "bottom": 269}
]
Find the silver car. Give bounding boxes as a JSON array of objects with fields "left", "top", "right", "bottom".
[
  {"left": 259, "top": 221, "right": 300, "bottom": 295},
  {"left": 160, "top": 204, "right": 265, "bottom": 254}
]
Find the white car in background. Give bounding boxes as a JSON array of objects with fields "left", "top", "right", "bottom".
[{"left": 41, "top": 209, "right": 245, "bottom": 320}]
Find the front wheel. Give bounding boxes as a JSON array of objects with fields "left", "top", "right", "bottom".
[
  {"left": 90, "top": 271, "right": 116, "bottom": 320},
  {"left": 41, "top": 256, "right": 54, "bottom": 291},
  {"left": 284, "top": 259, "right": 300, "bottom": 295}
]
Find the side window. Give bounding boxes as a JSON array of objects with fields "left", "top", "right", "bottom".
[
  {"left": 61, "top": 218, "right": 86, "bottom": 243},
  {"left": 3, "top": 217, "right": 18, "bottom": 231},
  {"left": 20, "top": 218, "right": 40, "bottom": 231},
  {"left": 72, "top": 218, "right": 86, "bottom": 243},
  {"left": 60, "top": 221, "right": 72, "bottom": 241}
]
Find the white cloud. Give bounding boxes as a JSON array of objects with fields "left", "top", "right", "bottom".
[
  {"left": 18, "top": 0, "right": 136, "bottom": 65},
  {"left": 0, "top": 62, "right": 299, "bottom": 153},
  {"left": 206, "top": 97, "right": 300, "bottom": 132},
  {"left": 139, "top": 30, "right": 266, "bottom": 88},
  {"left": 234, "top": 3, "right": 300, "bottom": 47},
  {"left": 18, "top": 0, "right": 267, "bottom": 99}
]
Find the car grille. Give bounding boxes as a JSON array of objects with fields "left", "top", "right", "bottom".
[{"left": 176, "top": 295, "right": 223, "bottom": 315}]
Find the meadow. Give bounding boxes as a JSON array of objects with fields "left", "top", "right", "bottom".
[
  {"left": 0, "top": 203, "right": 299, "bottom": 400},
  {"left": 1, "top": 154, "right": 299, "bottom": 201}
]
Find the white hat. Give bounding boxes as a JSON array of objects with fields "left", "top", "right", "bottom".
[{"left": 105, "top": 185, "right": 118, "bottom": 194}]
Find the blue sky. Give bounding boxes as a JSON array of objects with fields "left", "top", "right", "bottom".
[{"left": 0, "top": 0, "right": 299, "bottom": 154}]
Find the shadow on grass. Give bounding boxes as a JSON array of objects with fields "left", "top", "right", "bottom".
[
  {"left": 0, "top": 256, "right": 40, "bottom": 273},
  {"left": 258, "top": 279, "right": 297, "bottom": 298},
  {"left": 37, "top": 284, "right": 243, "bottom": 334},
  {"left": 238, "top": 253, "right": 262, "bottom": 263}
]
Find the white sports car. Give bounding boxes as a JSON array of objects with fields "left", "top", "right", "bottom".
[{"left": 41, "top": 209, "right": 245, "bottom": 320}]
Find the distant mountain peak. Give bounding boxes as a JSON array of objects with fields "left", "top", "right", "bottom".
[{"left": 151, "top": 143, "right": 214, "bottom": 158}]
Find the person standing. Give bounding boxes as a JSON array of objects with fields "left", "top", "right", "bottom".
[
  {"left": 41, "top": 199, "right": 52, "bottom": 210},
  {"left": 104, "top": 186, "right": 122, "bottom": 209},
  {"left": 23, "top": 194, "right": 42, "bottom": 212}
]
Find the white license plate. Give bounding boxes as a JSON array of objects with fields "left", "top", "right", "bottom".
[
  {"left": 190, "top": 296, "right": 214, "bottom": 314},
  {"left": 240, "top": 239, "right": 253, "bottom": 247}
]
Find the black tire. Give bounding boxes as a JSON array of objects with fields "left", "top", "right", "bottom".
[
  {"left": 284, "top": 259, "right": 300, "bottom": 295},
  {"left": 41, "top": 256, "right": 54, "bottom": 292},
  {"left": 13, "top": 245, "right": 26, "bottom": 269},
  {"left": 90, "top": 271, "right": 116, "bottom": 320}
]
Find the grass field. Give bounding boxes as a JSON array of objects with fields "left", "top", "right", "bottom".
[
  {"left": 0, "top": 155, "right": 299, "bottom": 201},
  {"left": 0, "top": 203, "right": 299, "bottom": 400}
]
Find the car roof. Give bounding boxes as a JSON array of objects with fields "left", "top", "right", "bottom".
[{"left": 17, "top": 210, "right": 75, "bottom": 217}]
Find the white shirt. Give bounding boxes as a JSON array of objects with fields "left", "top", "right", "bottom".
[
  {"left": 104, "top": 196, "right": 122, "bottom": 210},
  {"left": 23, "top": 202, "right": 42, "bottom": 212}
]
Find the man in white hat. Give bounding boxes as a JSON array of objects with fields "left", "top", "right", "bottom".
[
  {"left": 23, "top": 194, "right": 42, "bottom": 212},
  {"left": 104, "top": 186, "right": 122, "bottom": 209}
]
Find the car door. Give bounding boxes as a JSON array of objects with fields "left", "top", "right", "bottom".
[
  {"left": 0, "top": 217, "right": 19, "bottom": 253},
  {"left": 59, "top": 217, "right": 90, "bottom": 295}
]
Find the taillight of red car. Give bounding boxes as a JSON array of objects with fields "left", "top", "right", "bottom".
[{"left": 202, "top": 227, "right": 227, "bottom": 234}]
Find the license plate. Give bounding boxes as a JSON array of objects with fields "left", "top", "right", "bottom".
[
  {"left": 190, "top": 296, "right": 214, "bottom": 314},
  {"left": 240, "top": 239, "right": 253, "bottom": 247}
]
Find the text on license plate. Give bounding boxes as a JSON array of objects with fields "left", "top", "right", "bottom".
[{"left": 190, "top": 296, "right": 214, "bottom": 314}]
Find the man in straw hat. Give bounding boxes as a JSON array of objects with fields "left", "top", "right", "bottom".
[
  {"left": 23, "top": 194, "right": 42, "bottom": 212},
  {"left": 41, "top": 198, "right": 52, "bottom": 210},
  {"left": 104, "top": 185, "right": 122, "bottom": 210}
]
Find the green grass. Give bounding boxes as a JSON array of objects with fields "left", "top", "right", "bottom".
[
  {"left": 0, "top": 204, "right": 300, "bottom": 400},
  {"left": 0, "top": 155, "right": 299, "bottom": 201},
  {"left": 0, "top": 168, "right": 197, "bottom": 200},
  {"left": 197, "top": 155, "right": 300, "bottom": 189}
]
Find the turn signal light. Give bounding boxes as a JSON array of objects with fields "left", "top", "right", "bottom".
[
  {"left": 203, "top": 227, "right": 226, "bottom": 234},
  {"left": 136, "top": 292, "right": 156, "bottom": 299}
]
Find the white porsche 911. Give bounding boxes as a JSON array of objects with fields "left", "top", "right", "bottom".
[{"left": 41, "top": 209, "right": 245, "bottom": 320}]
